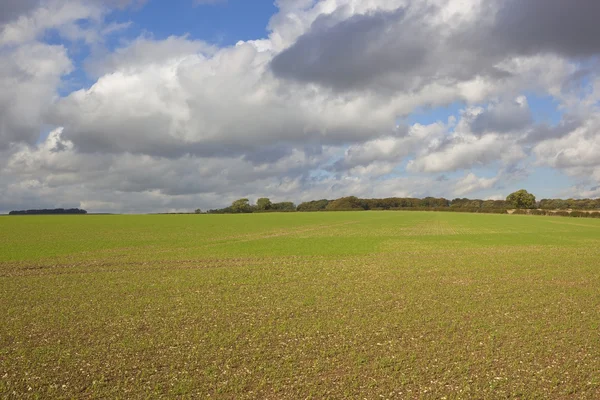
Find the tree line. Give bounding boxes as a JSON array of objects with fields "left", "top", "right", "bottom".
[
  {"left": 9, "top": 208, "right": 88, "bottom": 215},
  {"left": 206, "top": 198, "right": 296, "bottom": 214},
  {"left": 207, "top": 190, "right": 600, "bottom": 214}
]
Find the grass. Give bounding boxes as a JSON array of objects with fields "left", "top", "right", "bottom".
[{"left": 1, "top": 211, "right": 599, "bottom": 399}]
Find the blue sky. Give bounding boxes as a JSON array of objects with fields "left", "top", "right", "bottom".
[
  {"left": 124, "top": 0, "right": 277, "bottom": 45},
  {"left": 1, "top": 0, "right": 600, "bottom": 213},
  {"left": 59, "top": 0, "right": 278, "bottom": 92}
]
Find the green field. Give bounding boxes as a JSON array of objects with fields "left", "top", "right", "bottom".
[{"left": 1, "top": 212, "right": 599, "bottom": 399}]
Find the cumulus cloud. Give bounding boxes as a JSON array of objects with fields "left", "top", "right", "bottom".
[
  {"left": 85, "top": 35, "right": 217, "bottom": 77},
  {"left": 1, "top": 127, "right": 337, "bottom": 212},
  {"left": 0, "top": 42, "right": 72, "bottom": 148},
  {"left": 454, "top": 173, "right": 499, "bottom": 196},
  {"left": 491, "top": 0, "right": 600, "bottom": 58},
  {"left": 521, "top": 117, "right": 582, "bottom": 145},
  {"left": 1, "top": 0, "right": 600, "bottom": 212},
  {"left": 0, "top": 0, "right": 145, "bottom": 150},
  {"left": 271, "top": 0, "right": 599, "bottom": 94},
  {"left": 0, "top": 0, "right": 113, "bottom": 46},
  {"left": 271, "top": 7, "right": 435, "bottom": 93},
  {"left": 471, "top": 96, "right": 532, "bottom": 134},
  {"left": 534, "top": 112, "right": 600, "bottom": 171},
  {"left": 407, "top": 134, "right": 525, "bottom": 173},
  {"left": 0, "top": 0, "right": 41, "bottom": 25},
  {"left": 332, "top": 122, "right": 445, "bottom": 172},
  {"left": 405, "top": 105, "right": 528, "bottom": 174},
  {"left": 52, "top": 38, "right": 403, "bottom": 159}
]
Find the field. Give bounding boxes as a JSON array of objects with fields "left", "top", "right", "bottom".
[{"left": 1, "top": 212, "right": 599, "bottom": 399}]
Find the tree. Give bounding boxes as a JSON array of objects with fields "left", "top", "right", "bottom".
[
  {"left": 231, "top": 198, "right": 251, "bottom": 213},
  {"left": 9, "top": 208, "right": 87, "bottom": 215},
  {"left": 326, "top": 196, "right": 365, "bottom": 211},
  {"left": 506, "top": 190, "right": 536, "bottom": 209},
  {"left": 256, "top": 198, "right": 272, "bottom": 211},
  {"left": 297, "top": 199, "right": 330, "bottom": 211},
  {"left": 195, "top": 209, "right": 202, "bottom": 214},
  {"left": 271, "top": 202, "right": 296, "bottom": 211}
]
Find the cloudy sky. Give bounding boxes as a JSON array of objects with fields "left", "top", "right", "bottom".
[{"left": 1, "top": 0, "right": 599, "bottom": 213}]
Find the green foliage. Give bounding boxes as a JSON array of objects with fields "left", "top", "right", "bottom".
[
  {"left": 506, "top": 189, "right": 536, "bottom": 209},
  {"left": 231, "top": 198, "right": 252, "bottom": 213},
  {"left": 570, "top": 211, "right": 588, "bottom": 218},
  {"left": 271, "top": 201, "right": 296, "bottom": 211},
  {"left": 539, "top": 198, "right": 600, "bottom": 210},
  {"left": 207, "top": 193, "right": 600, "bottom": 216},
  {"left": 363, "top": 197, "right": 421, "bottom": 209},
  {"left": 419, "top": 197, "right": 450, "bottom": 208},
  {"left": 9, "top": 208, "right": 87, "bottom": 215},
  {"left": 297, "top": 199, "right": 330, "bottom": 212},
  {"left": 512, "top": 209, "right": 529, "bottom": 215},
  {"left": 256, "top": 198, "right": 272, "bottom": 211},
  {"left": 530, "top": 209, "right": 546, "bottom": 216},
  {"left": 539, "top": 198, "right": 569, "bottom": 210},
  {"left": 326, "top": 196, "right": 365, "bottom": 211}
]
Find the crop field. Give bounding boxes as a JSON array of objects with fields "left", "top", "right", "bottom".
[{"left": 1, "top": 212, "right": 600, "bottom": 399}]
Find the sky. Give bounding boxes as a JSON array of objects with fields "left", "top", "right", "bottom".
[{"left": 1, "top": 0, "right": 600, "bottom": 213}]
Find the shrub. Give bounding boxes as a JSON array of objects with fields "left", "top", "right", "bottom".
[
  {"left": 570, "top": 211, "right": 589, "bottom": 218},
  {"left": 479, "top": 208, "right": 508, "bottom": 214},
  {"left": 326, "top": 196, "right": 365, "bottom": 211},
  {"left": 297, "top": 199, "right": 330, "bottom": 212},
  {"left": 512, "top": 209, "right": 529, "bottom": 215},
  {"left": 325, "top": 207, "right": 365, "bottom": 212}
]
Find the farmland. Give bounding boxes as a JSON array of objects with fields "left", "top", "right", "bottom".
[{"left": 1, "top": 212, "right": 599, "bottom": 399}]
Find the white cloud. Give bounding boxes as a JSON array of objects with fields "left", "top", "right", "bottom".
[
  {"left": 405, "top": 105, "right": 528, "bottom": 174},
  {"left": 534, "top": 112, "right": 600, "bottom": 172},
  {"left": 1, "top": 0, "right": 599, "bottom": 212},
  {"left": 0, "top": 0, "right": 104, "bottom": 45},
  {"left": 52, "top": 38, "right": 404, "bottom": 158},
  {"left": 454, "top": 173, "right": 499, "bottom": 196},
  {"left": 85, "top": 35, "right": 217, "bottom": 77},
  {"left": 0, "top": 42, "right": 72, "bottom": 148}
]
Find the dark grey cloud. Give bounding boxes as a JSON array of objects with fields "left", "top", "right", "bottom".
[
  {"left": 471, "top": 100, "right": 532, "bottom": 135},
  {"left": 0, "top": 43, "right": 71, "bottom": 149},
  {"left": 0, "top": 128, "right": 335, "bottom": 213},
  {"left": 3, "top": 0, "right": 597, "bottom": 214},
  {"left": 51, "top": 68, "right": 394, "bottom": 160},
  {"left": 0, "top": 0, "right": 146, "bottom": 26},
  {"left": 0, "top": 0, "right": 40, "bottom": 24},
  {"left": 492, "top": 0, "right": 600, "bottom": 58},
  {"left": 55, "top": 113, "right": 384, "bottom": 159},
  {"left": 271, "top": 7, "right": 436, "bottom": 92},
  {"left": 271, "top": 0, "right": 600, "bottom": 93},
  {"left": 521, "top": 117, "right": 582, "bottom": 145},
  {"left": 243, "top": 144, "right": 294, "bottom": 165},
  {"left": 269, "top": 7, "right": 449, "bottom": 91}
]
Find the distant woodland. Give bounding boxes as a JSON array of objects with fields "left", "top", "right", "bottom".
[
  {"left": 9, "top": 208, "right": 87, "bottom": 215},
  {"left": 7, "top": 192, "right": 600, "bottom": 218},
  {"left": 207, "top": 190, "right": 600, "bottom": 218}
]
